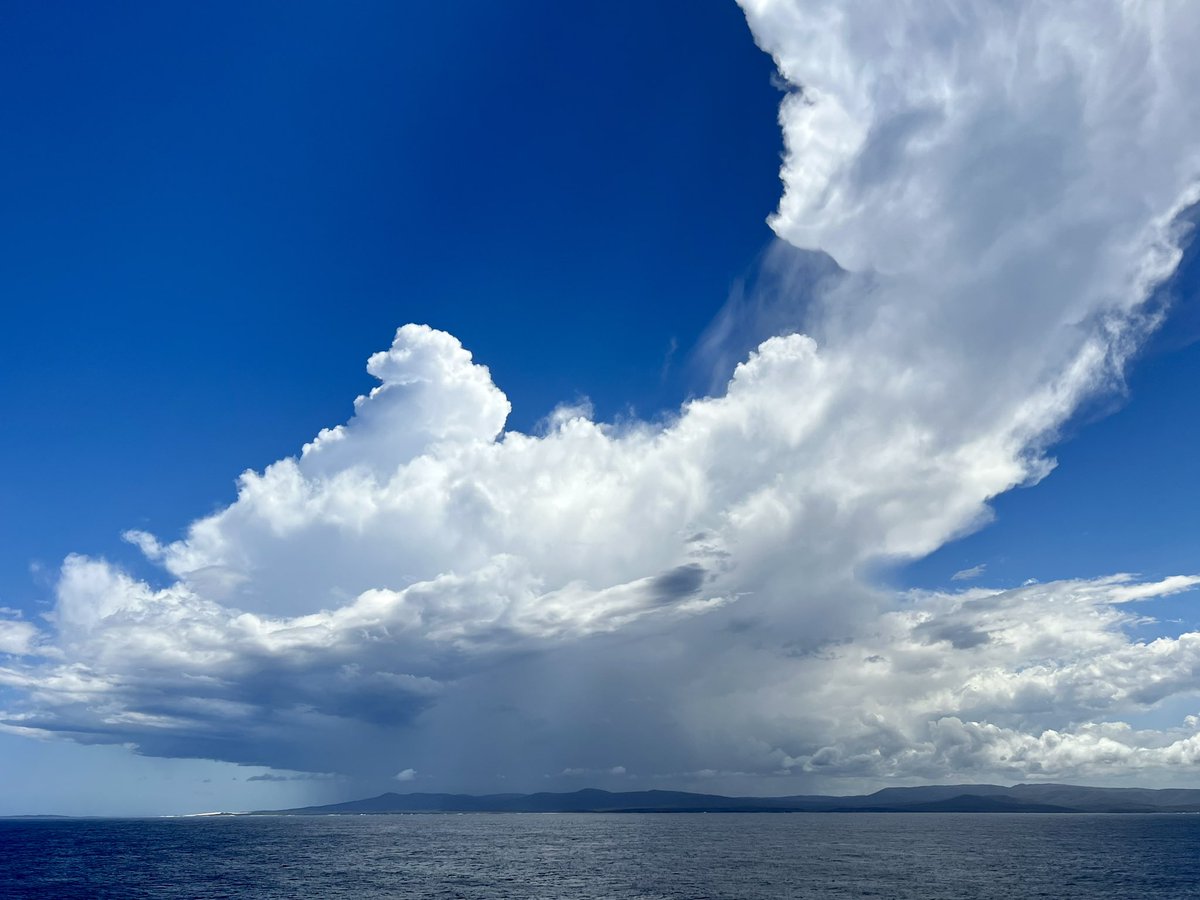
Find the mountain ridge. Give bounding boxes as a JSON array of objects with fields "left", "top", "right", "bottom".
[{"left": 247, "top": 783, "right": 1200, "bottom": 815}]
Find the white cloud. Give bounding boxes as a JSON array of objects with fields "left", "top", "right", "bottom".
[
  {"left": 559, "top": 765, "right": 626, "bottom": 778},
  {"left": 3, "top": 1, "right": 1200, "bottom": 791},
  {"left": 951, "top": 564, "right": 987, "bottom": 582},
  {"left": 0, "top": 617, "right": 39, "bottom": 657},
  {"left": 690, "top": 574, "right": 1200, "bottom": 783},
  {"left": 394, "top": 768, "right": 416, "bottom": 782}
]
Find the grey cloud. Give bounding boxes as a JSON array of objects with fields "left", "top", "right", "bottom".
[
  {"left": 914, "top": 620, "right": 991, "bottom": 649},
  {"left": 648, "top": 564, "right": 707, "bottom": 604}
]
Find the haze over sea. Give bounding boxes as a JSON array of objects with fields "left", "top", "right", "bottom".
[{"left": 4, "top": 814, "right": 1200, "bottom": 899}]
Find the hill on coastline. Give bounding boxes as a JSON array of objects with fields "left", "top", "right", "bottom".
[{"left": 249, "top": 783, "right": 1200, "bottom": 816}]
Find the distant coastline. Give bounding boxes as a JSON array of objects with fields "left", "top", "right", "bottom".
[{"left": 242, "top": 783, "right": 1200, "bottom": 816}]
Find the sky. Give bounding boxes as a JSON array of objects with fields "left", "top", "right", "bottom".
[{"left": 1, "top": 0, "right": 1200, "bottom": 816}]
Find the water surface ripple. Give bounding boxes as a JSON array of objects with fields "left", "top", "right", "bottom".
[{"left": 2, "top": 812, "right": 1198, "bottom": 899}]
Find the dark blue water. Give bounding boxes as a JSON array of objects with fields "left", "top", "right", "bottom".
[{"left": 2, "top": 813, "right": 1199, "bottom": 899}]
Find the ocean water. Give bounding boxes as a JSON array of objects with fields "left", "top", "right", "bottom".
[{"left": 2, "top": 812, "right": 1199, "bottom": 899}]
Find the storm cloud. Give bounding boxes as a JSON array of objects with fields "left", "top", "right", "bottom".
[{"left": 2, "top": 0, "right": 1200, "bottom": 793}]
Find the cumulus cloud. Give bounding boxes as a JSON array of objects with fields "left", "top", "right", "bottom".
[
  {"left": 0, "top": 617, "right": 39, "bottom": 658},
  {"left": 2, "top": 0, "right": 1200, "bottom": 791},
  {"left": 699, "top": 574, "right": 1200, "bottom": 782}
]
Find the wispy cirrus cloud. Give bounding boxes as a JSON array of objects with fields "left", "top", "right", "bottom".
[{"left": 951, "top": 565, "right": 987, "bottom": 583}]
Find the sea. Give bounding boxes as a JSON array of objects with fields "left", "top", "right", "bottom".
[{"left": 2, "top": 812, "right": 1199, "bottom": 899}]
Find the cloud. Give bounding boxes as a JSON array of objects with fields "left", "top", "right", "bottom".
[
  {"left": 394, "top": 768, "right": 416, "bottom": 782},
  {"left": 751, "top": 574, "right": 1200, "bottom": 778},
  {"left": 246, "top": 771, "right": 337, "bottom": 783},
  {"left": 0, "top": 616, "right": 39, "bottom": 657},
  {"left": 561, "top": 766, "right": 627, "bottom": 778},
  {"left": 2, "top": 1, "right": 1200, "bottom": 791},
  {"left": 951, "top": 565, "right": 987, "bottom": 583}
]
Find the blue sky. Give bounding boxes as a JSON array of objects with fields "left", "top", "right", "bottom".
[
  {"left": 0, "top": 0, "right": 782, "bottom": 602},
  {"left": 2, "top": 1, "right": 1200, "bottom": 815},
  {"left": 898, "top": 291, "right": 1200, "bottom": 591}
]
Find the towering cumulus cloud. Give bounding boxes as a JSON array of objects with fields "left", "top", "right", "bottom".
[{"left": 3, "top": 1, "right": 1200, "bottom": 790}]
